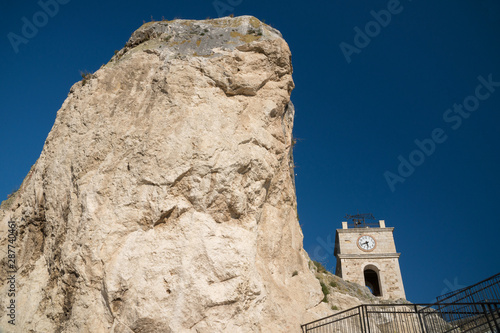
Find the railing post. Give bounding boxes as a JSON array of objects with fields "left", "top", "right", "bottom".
[
  {"left": 358, "top": 305, "right": 365, "bottom": 333},
  {"left": 486, "top": 303, "right": 500, "bottom": 332},
  {"left": 481, "top": 303, "right": 495, "bottom": 333},
  {"left": 414, "top": 304, "right": 426, "bottom": 333},
  {"left": 421, "top": 308, "right": 432, "bottom": 333},
  {"left": 364, "top": 305, "right": 371, "bottom": 333}
]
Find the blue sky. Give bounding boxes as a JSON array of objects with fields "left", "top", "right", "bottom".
[{"left": 1, "top": 0, "right": 499, "bottom": 304}]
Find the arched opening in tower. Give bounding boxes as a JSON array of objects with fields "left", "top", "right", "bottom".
[{"left": 364, "top": 269, "right": 381, "bottom": 296}]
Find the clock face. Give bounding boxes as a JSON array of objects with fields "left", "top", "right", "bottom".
[{"left": 358, "top": 235, "right": 376, "bottom": 251}]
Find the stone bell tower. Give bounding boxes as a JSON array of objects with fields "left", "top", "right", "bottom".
[{"left": 334, "top": 215, "right": 406, "bottom": 300}]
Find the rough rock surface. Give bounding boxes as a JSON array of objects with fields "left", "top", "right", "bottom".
[{"left": 0, "top": 16, "right": 329, "bottom": 332}]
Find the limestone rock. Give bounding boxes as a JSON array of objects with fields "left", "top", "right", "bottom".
[{"left": 0, "top": 16, "right": 325, "bottom": 332}]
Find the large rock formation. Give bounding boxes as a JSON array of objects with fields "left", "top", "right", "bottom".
[{"left": 0, "top": 16, "right": 327, "bottom": 332}]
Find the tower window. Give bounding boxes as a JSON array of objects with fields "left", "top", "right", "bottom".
[{"left": 364, "top": 268, "right": 382, "bottom": 296}]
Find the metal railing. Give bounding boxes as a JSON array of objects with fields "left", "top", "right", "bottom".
[
  {"left": 302, "top": 272, "right": 500, "bottom": 332},
  {"left": 423, "top": 302, "right": 500, "bottom": 333},
  {"left": 436, "top": 273, "right": 500, "bottom": 304},
  {"left": 301, "top": 302, "right": 500, "bottom": 332}
]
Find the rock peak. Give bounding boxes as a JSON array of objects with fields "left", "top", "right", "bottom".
[{"left": 112, "top": 15, "right": 284, "bottom": 63}]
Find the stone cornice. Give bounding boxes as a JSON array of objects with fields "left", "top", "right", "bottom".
[
  {"left": 336, "top": 227, "right": 394, "bottom": 234},
  {"left": 337, "top": 253, "right": 401, "bottom": 259}
]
